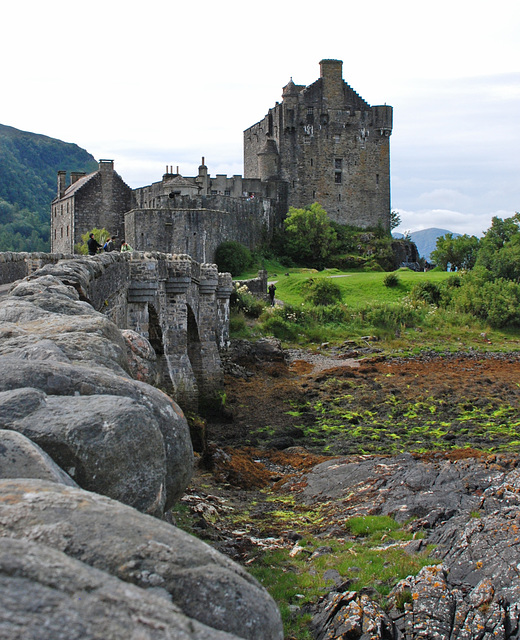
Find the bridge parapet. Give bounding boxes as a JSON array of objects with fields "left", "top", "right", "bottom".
[{"left": 0, "top": 251, "right": 231, "bottom": 411}]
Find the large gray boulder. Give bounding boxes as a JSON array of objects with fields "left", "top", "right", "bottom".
[
  {"left": 0, "top": 274, "right": 129, "bottom": 376},
  {"left": 0, "top": 429, "right": 77, "bottom": 486},
  {"left": 0, "top": 388, "right": 167, "bottom": 513},
  {"left": 0, "top": 537, "right": 242, "bottom": 640},
  {"left": 0, "top": 356, "right": 192, "bottom": 511},
  {"left": 0, "top": 479, "right": 284, "bottom": 640}
]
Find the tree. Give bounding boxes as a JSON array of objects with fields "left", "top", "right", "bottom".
[
  {"left": 390, "top": 210, "right": 401, "bottom": 231},
  {"left": 283, "top": 203, "right": 338, "bottom": 269},
  {"left": 475, "top": 213, "right": 520, "bottom": 279},
  {"left": 215, "top": 241, "right": 252, "bottom": 276},
  {"left": 431, "top": 233, "right": 479, "bottom": 271},
  {"left": 75, "top": 228, "right": 110, "bottom": 255}
]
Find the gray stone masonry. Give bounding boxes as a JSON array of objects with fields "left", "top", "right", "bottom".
[{"left": 244, "top": 59, "right": 392, "bottom": 230}]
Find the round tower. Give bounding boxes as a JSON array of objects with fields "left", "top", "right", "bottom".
[{"left": 257, "top": 138, "right": 280, "bottom": 181}]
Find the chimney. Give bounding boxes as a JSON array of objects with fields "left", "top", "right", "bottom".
[
  {"left": 98, "top": 159, "right": 114, "bottom": 173},
  {"left": 70, "top": 171, "right": 86, "bottom": 185},
  {"left": 319, "top": 59, "right": 344, "bottom": 107},
  {"left": 57, "top": 170, "right": 66, "bottom": 198}
]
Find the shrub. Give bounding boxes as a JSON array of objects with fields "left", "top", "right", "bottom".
[
  {"left": 75, "top": 227, "right": 110, "bottom": 255},
  {"left": 410, "top": 281, "right": 441, "bottom": 305},
  {"left": 302, "top": 278, "right": 342, "bottom": 306},
  {"left": 215, "top": 241, "right": 252, "bottom": 276},
  {"left": 232, "top": 284, "right": 265, "bottom": 318},
  {"left": 363, "top": 261, "right": 385, "bottom": 272},
  {"left": 383, "top": 273, "right": 400, "bottom": 288},
  {"left": 453, "top": 276, "right": 520, "bottom": 328},
  {"left": 308, "top": 303, "right": 350, "bottom": 324},
  {"left": 260, "top": 316, "right": 300, "bottom": 342},
  {"left": 359, "top": 302, "right": 422, "bottom": 331}
]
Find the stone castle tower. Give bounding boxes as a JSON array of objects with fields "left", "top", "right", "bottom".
[{"left": 244, "top": 59, "right": 393, "bottom": 230}]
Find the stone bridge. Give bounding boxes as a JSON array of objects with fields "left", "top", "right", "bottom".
[{"left": 0, "top": 251, "right": 233, "bottom": 410}]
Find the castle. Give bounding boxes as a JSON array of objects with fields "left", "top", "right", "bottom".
[{"left": 51, "top": 60, "right": 392, "bottom": 261}]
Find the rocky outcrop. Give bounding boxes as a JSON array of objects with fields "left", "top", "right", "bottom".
[
  {"left": 299, "top": 453, "right": 520, "bottom": 638},
  {"left": 0, "top": 537, "right": 243, "bottom": 640},
  {"left": 0, "top": 478, "right": 284, "bottom": 640}
]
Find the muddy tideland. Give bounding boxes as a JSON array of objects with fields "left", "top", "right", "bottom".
[{"left": 178, "top": 340, "right": 520, "bottom": 639}]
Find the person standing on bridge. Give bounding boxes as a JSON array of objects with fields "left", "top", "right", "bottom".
[{"left": 87, "top": 233, "right": 102, "bottom": 256}]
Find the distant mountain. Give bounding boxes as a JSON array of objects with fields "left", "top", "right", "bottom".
[
  {"left": 0, "top": 123, "right": 98, "bottom": 251},
  {"left": 393, "top": 228, "right": 460, "bottom": 261}
]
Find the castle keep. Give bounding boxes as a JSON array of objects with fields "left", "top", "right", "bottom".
[
  {"left": 51, "top": 60, "right": 392, "bottom": 258},
  {"left": 244, "top": 59, "right": 392, "bottom": 229}
]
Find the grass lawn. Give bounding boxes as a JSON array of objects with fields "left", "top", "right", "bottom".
[
  {"left": 232, "top": 262, "right": 520, "bottom": 353},
  {"left": 265, "top": 266, "right": 452, "bottom": 309}
]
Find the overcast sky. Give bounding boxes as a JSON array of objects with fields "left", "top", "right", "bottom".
[{"left": 2, "top": 0, "right": 518, "bottom": 237}]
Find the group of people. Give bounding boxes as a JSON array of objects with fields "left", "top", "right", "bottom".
[{"left": 87, "top": 234, "right": 133, "bottom": 256}]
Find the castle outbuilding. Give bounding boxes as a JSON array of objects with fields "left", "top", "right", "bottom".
[
  {"left": 51, "top": 159, "right": 135, "bottom": 254},
  {"left": 244, "top": 59, "right": 392, "bottom": 230}
]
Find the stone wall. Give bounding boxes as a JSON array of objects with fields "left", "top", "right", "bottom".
[
  {"left": 234, "top": 270, "right": 268, "bottom": 298},
  {"left": 125, "top": 194, "right": 283, "bottom": 264},
  {"left": 0, "top": 252, "right": 68, "bottom": 286}
]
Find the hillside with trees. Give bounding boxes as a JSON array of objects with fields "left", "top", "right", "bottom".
[{"left": 0, "top": 124, "right": 98, "bottom": 251}]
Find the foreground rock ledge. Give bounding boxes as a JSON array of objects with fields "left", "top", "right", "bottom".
[{"left": 0, "top": 478, "right": 284, "bottom": 640}]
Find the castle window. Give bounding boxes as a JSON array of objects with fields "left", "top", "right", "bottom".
[
  {"left": 67, "top": 225, "right": 69, "bottom": 236},
  {"left": 225, "top": 190, "right": 230, "bottom": 196},
  {"left": 376, "top": 174, "right": 379, "bottom": 185},
  {"left": 335, "top": 172, "right": 342, "bottom": 184},
  {"left": 335, "top": 158, "right": 342, "bottom": 170},
  {"left": 338, "top": 194, "right": 341, "bottom": 202},
  {"left": 67, "top": 201, "right": 69, "bottom": 213},
  {"left": 313, "top": 190, "right": 316, "bottom": 199},
  {"left": 211, "top": 190, "right": 218, "bottom": 195},
  {"left": 334, "top": 134, "right": 341, "bottom": 143},
  {"left": 60, "top": 227, "right": 63, "bottom": 238},
  {"left": 310, "top": 158, "right": 313, "bottom": 167}
]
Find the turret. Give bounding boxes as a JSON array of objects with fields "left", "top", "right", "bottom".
[
  {"left": 197, "top": 157, "right": 210, "bottom": 193},
  {"left": 257, "top": 139, "right": 280, "bottom": 181},
  {"left": 372, "top": 105, "right": 393, "bottom": 136}
]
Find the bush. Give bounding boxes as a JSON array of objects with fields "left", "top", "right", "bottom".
[
  {"left": 260, "top": 316, "right": 300, "bottom": 342},
  {"left": 215, "top": 241, "right": 252, "bottom": 276},
  {"left": 359, "top": 302, "right": 422, "bottom": 331},
  {"left": 383, "top": 273, "right": 400, "bottom": 288},
  {"left": 232, "top": 284, "right": 265, "bottom": 318},
  {"left": 308, "top": 303, "right": 350, "bottom": 324},
  {"left": 75, "top": 227, "right": 110, "bottom": 255},
  {"left": 363, "top": 261, "right": 385, "bottom": 272},
  {"left": 453, "top": 276, "right": 520, "bottom": 328},
  {"left": 410, "top": 281, "right": 441, "bottom": 305},
  {"left": 302, "top": 278, "right": 342, "bottom": 306}
]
